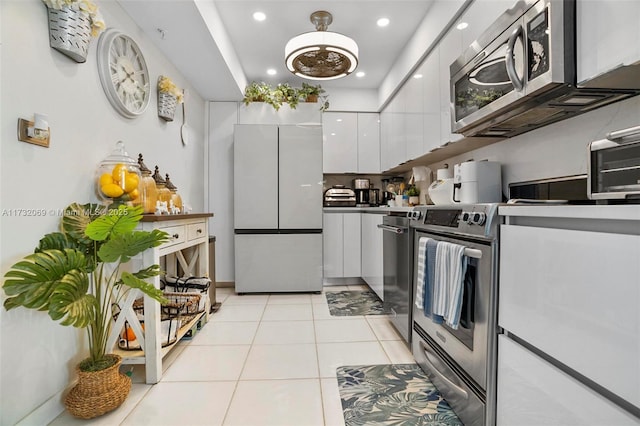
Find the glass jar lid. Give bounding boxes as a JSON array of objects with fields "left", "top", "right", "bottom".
[
  {"left": 152, "top": 166, "right": 167, "bottom": 185},
  {"left": 102, "top": 141, "right": 138, "bottom": 168},
  {"left": 165, "top": 174, "right": 178, "bottom": 191}
]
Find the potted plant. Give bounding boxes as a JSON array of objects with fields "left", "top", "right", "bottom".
[
  {"left": 300, "top": 82, "right": 325, "bottom": 103},
  {"left": 42, "top": 0, "right": 106, "bottom": 63},
  {"left": 157, "top": 75, "right": 184, "bottom": 121},
  {"left": 242, "top": 81, "right": 274, "bottom": 104},
  {"left": 2, "top": 203, "right": 169, "bottom": 419},
  {"left": 275, "top": 83, "right": 300, "bottom": 109},
  {"left": 406, "top": 185, "right": 420, "bottom": 206}
]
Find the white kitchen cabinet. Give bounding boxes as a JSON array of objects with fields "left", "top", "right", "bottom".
[
  {"left": 459, "top": 0, "right": 514, "bottom": 49},
  {"left": 360, "top": 213, "right": 384, "bottom": 300},
  {"left": 421, "top": 49, "right": 442, "bottom": 154},
  {"left": 357, "top": 113, "right": 381, "bottom": 174},
  {"left": 322, "top": 112, "right": 358, "bottom": 173},
  {"left": 438, "top": 25, "right": 464, "bottom": 145},
  {"left": 379, "top": 109, "right": 393, "bottom": 171},
  {"left": 498, "top": 205, "right": 640, "bottom": 422},
  {"left": 405, "top": 70, "right": 425, "bottom": 161},
  {"left": 323, "top": 212, "right": 361, "bottom": 278},
  {"left": 577, "top": 0, "right": 640, "bottom": 85},
  {"left": 497, "top": 335, "right": 639, "bottom": 426},
  {"left": 323, "top": 112, "right": 380, "bottom": 174}
]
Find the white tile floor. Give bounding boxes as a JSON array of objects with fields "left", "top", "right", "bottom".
[{"left": 50, "top": 285, "right": 415, "bottom": 426}]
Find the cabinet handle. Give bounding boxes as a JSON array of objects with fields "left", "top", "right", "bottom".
[
  {"left": 172, "top": 233, "right": 180, "bottom": 239},
  {"left": 196, "top": 229, "right": 202, "bottom": 234}
]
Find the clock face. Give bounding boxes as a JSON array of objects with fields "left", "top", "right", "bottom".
[{"left": 97, "top": 29, "right": 150, "bottom": 118}]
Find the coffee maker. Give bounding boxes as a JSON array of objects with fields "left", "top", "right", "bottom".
[{"left": 352, "top": 178, "right": 370, "bottom": 206}]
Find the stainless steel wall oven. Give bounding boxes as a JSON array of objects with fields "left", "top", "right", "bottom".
[{"left": 409, "top": 204, "right": 501, "bottom": 426}]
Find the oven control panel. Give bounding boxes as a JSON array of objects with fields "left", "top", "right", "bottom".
[{"left": 409, "top": 204, "right": 500, "bottom": 238}]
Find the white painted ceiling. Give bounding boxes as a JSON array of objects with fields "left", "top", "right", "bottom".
[{"left": 118, "top": 0, "right": 435, "bottom": 101}]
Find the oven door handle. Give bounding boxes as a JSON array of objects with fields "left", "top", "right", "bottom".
[
  {"left": 419, "top": 341, "right": 469, "bottom": 400},
  {"left": 377, "top": 224, "right": 407, "bottom": 234}
]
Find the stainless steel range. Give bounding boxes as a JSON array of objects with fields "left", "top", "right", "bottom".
[{"left": 409, "top": 204, "right": 501, "bottom": 426}]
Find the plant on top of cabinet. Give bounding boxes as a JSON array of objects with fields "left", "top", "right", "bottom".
[
  {"left": 42, "top": 0, "right": 106, "bottom": 62},
  {"left": 242, "top": 81, "right": 329, "bottom": 111},
  {"left": 2, "top": 203, "right": 169, "bottom": 419}
]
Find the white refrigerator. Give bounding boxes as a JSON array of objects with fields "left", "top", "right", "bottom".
[{"left": 233, "top": 124, "right": 323, "bottom": 293}]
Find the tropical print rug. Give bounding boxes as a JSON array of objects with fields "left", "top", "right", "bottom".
[
  {"left": 337, "top": 364, "right": 463, "bottom": 426},
  {"left": 325, "top": 290, "right": 385, "bottom": 316}
]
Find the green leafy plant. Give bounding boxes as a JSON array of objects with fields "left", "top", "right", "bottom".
[
  {"left": 405, "top": 185, "right": 420, "bottom": 196},
  {"left": 241, "top": 81, "right": 329, "bottom": 111},
  {"left": 3, "top": 203, "right": 169, "bottom": 371}
]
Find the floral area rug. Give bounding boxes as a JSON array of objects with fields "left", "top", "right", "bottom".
[
  {"left": 337, "top": 364, "right": 463, "bottom": 426},
  {"left": 325, "top": 290, "right": 385, "bottom": 316}
]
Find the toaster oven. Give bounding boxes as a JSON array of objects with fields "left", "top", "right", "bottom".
[{"left": 588, "top": 125, "right": 640, "bottom": 202}]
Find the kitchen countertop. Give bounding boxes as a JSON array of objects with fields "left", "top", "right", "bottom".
[{"left": 323, "top": 206, "right": 416, "bottom": 214}]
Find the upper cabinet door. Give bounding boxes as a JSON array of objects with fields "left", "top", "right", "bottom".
[
  {"left": 357, "top": 113, "right": 380, "bottom": 174},
  {"left": 279, "top": 125, "right": 323, "bottom": 229},
  {"left": 233, "top": 125, "right": 279, "bottom": 229},
  {"left": 577, "top": 0, "right": 640, "bottom": 85},
  {"left": 322, "top": 112, "right": 358, "bottom": 173}
]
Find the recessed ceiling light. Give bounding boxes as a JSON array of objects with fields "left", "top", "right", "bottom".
[
  {"left": 253, "top": 11, "right": 266, "bottom": 22},
  {"left": 456, "top": 22, "right": 468, "bottom": 30},
  {"left": 413, "top": 74, "right": 423, "bottom": 79},
  {"left": 377, "top": 17, "right": 390, "bottom": 27},
  {"left": 336, "top": 118, "right": 343, "bottom": 122},
  {"left": 267, "top": 68, "right": 277, "bottom": 75},
  {"left": 356, "top": 71, "right": 366, "bottom": 78}
]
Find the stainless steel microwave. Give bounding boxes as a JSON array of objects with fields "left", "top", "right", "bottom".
[
  {"left": 450, "top": 0, "right": 639, "bottom": 138},
  {"left": 588, "top": 125, "right": 640, "bottom": 201}
]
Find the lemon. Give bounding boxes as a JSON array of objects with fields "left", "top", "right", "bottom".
[
  {"left": 129, "top": 188, "right": 140, "bottom": 200},
  {"left": 99, "top": 173, "right": 114, "bottom": 187},
  {"left": 123, "top": 173, "right": 139, "bottom": 193},
  {"left": 101, "top": 183, "right": 124, "bottom": 198},
  {"left": 111, "top": 164, "right": 127, "bottom": 183}
]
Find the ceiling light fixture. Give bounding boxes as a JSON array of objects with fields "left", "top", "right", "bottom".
[
  {"left": 285, "top": 11, "right": 359, "bottom": 80},
  {"left": 456, "top": 22, "right": 469, "bottom": 30},
  {"left": 356, "top": 71, "right": 366, "bottom": 78},
  {"left": 267, "top": 68, "right": 277, "bottom": 75},
  {"left": 253, "top": 11, "right": 266, "bottom": 22}
]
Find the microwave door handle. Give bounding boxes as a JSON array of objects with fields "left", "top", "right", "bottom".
[{"left": 506, "top": 25, "right": 524, "bottom": 92}]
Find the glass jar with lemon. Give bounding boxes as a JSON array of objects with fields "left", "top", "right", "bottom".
[{"left": 96, "top": 141, "right": 142, "bottom": 208}]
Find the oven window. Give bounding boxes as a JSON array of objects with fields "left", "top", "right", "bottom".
[{"left": 443, "top": 259, "right": 477, "bottom": 350}]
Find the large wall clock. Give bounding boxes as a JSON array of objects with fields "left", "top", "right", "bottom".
[{"left": 97, "top": 28, "right": 150, "bottom": 118}]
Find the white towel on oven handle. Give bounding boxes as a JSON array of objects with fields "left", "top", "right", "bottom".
[
  {"left": 432, "top": 241, "right": 468, "bottom": 329},
  {"left": 414, "top": 237, "right": 430, "bottom": 310}
]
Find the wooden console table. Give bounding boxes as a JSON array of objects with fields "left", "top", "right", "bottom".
[{"left": 107, "top": 213, "right": 213, "bottom": 384}]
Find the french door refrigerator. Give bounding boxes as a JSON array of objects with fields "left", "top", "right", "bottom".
[{"left": 233, "top": 124, "right": 323, "bottom": 293}]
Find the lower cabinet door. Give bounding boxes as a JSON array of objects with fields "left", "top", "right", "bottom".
[{"left": 497, "top": 335, "right": 639, "bottom": 425}]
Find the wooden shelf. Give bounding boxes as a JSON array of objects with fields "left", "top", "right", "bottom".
[
  {"left": 114, "top": 311, "right": 206, "bottom": 364},
  {"left": 140, "top": 213, "right": 213, "bottom": 222}
]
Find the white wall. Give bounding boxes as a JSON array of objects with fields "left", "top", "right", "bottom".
[
  {"left": 424, "top": 95, "right": 640, "bottom": 197},
  {"left": 0, "top": 1, "right": 207, "bottom": 424}
]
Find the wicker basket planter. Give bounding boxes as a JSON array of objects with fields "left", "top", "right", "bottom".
[
  {"left": 47, "top": 6, "right": 92, "bottom": 63},
  {"left": 158, "top": 91, "right": 178, "bottom": 121},
  {"left": 64, "top": 354, "right": 131, "bottom": 419}
]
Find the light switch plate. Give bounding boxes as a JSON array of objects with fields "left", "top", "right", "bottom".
[{"left": 18, "top": 118, "right": 50, "bottom": 147}]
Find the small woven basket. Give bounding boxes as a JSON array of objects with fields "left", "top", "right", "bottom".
[
  {"left": 158, "top": 91, "right": 178, "bottom": 121},
  {"left": 64, "top": 354, "right": 131, "bottom": 419},
  {"left": 47, "top": 6, "right": 92, "bottom": 63}
]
